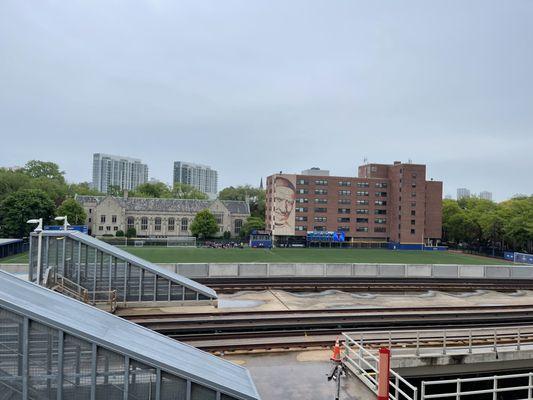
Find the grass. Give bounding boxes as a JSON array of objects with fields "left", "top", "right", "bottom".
[{"left": 0, "top": 247, "right": 509, "bottom": 265}]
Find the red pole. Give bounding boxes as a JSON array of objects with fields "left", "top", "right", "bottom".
[{"left": 377, "top": 347, "right": 391, "bottom": 400}]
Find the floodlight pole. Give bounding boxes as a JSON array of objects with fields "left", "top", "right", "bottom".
[{"left": 27, "top": 218, "right": 43, "bottom": 285}]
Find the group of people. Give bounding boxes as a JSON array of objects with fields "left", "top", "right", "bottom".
[{"left": 203, "top": 241, "right": 245, "bottom": 249}]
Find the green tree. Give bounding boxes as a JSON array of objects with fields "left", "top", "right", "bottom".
[
  {"left": 218, "top": 185, "right": 265, "bottom": 218},
  {"left": 172, "top": 183, "right": 208, "bottom": 200},
  {"left": 23, "top": 160, "right": 65, "bottom": 184},
  {"left": 56, "top": 198, "right": 87, "bottom": 225},
  {"left": 190, "top": 209, "right": 219, "bottom": 239},
  {"left": 132, "top": 182, "right": 173, "bottom": 198},
  {"left": 115, "top": 230, "right": 125, "bottom": 237},
  {"left": 240, "top": 216, "right": 266, "bottom": 238},
  {"left": 67, "top": 182, "right": 102, "bottom": 197},
  {"left": 0, "top": 169, "right": 31, "bottom": 201},
  {"left": 107, "top": 185, "right": 124, "bottom": 197},
  {"left": 0, "top": 189, "right": 55, "bottom": 238},
  {"left": 126, "top": 227, "right": 137, "bottom": 238}
]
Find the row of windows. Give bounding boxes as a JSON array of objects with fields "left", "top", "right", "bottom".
[
  {"left": 296, "top": 226, "right": 388, "bottom": 233},
  {"left": 297, "top": 180, "right": 388, "bottom": 188},
  {"left": 123, "top": 217, "right": 242, "bottom": 234},
  {"left": 100, "top": 215, "right": 117, "bottom": 223},
  {"left": 295, "top": 192, "right": 387, "bottom": 203},
  {"left": 295, "top": 208, "right": 388, "bottom": 215},
  {"left": 296, "top": 216, "right": 391, "bottom": 223}
]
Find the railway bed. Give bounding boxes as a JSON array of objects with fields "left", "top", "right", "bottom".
[{"left": 195, "top": 277, "right": 533, "bottom": 293}]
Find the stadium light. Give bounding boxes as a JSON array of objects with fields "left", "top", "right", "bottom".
[
  {"left": 27, "top": 218, "right": 43, "bottom": 285},
  {"left": 54, "top": 216, "right": 70, "bottom": 231}
]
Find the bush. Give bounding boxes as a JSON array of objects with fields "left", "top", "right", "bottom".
[
  {"left": 222, "top": 230, "right": 231, "bottom": 240},
  {"left": 126, "top": 227, "right": 137, "bottom": 238},
  {"left": 115, "top": 230, "right": 124, "bottom": 237}
]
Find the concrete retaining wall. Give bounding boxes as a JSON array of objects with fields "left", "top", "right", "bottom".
[{"left": 2, "top": 262, "right": 532, "bottom": 281}]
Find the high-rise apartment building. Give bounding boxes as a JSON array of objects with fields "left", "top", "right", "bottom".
[
  {"left": 92, "top": 153, "right": 148, "bottom": 194},
  {"left": 266, "top": 161, "right": 442, "bottom": 246},
  {"left": 479, "top": 191, "right": 493, "bottom": 201},
  {"left": 457, "top": 188, "right": 471, "bottom": 200},
  {"left": 173, "top": 161, "right": 218, "bottom": 199}
]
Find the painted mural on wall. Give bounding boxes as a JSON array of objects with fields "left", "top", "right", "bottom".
[{"left": 272, "top": 175, "right": 296, "bottom": 235}]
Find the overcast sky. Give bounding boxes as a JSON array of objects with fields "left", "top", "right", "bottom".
[{"left": 1, "top": 1, "right": 532, "bottom": 201}]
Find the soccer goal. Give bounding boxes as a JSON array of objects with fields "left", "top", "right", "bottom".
[
  {"left": 134, "top": 240, "right": 144, "bottom": 248},
  {"left": 513, "top": 252, "right": 533, "bottom": 265},
  {"left": 167, "top": 236, "right": 197, "bottom": 247}
]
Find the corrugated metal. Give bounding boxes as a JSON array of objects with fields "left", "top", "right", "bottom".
[
  {"left": 37, "top": 230, "right": 217, "bottom": 299},
  {"left": 0, "top": 270, "right": 260, "bottom": 400}
]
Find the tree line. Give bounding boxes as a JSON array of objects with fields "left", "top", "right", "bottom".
[
  {"left": 0, "top": 160, "right": 266, "bottom": 240},
  {"left": 443, "top": 196, "right": 533, "bottom": 253}
]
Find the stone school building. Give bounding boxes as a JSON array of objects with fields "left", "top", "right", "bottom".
[{"left": 75, "top": 195, "right": 250, "bottom": 238}]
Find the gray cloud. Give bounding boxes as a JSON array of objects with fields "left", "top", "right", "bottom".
[{"left": 1, "top": 0, "right": 532, "bottom": 201}]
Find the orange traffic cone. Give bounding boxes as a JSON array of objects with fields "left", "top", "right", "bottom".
[{"left": 330, "top": 337, "right": 342, "bottom": 362}]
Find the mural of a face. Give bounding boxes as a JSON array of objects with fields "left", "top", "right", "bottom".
[{"left": 273, "top": 176, "right": 296, "bottom": 234}]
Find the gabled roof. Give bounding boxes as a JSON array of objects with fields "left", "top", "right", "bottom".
[
  {"left": 37, "top": 230, "right": 217, "bottom": 299},
  {"left": 75, "top": 195, "right": 250, "bottom": 215},
  {"left": 0, "top": 271, "right": 260, "bottom": 400}
]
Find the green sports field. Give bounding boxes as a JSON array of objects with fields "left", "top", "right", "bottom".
[{"left": 0, "top": 247, "right": 508, "bottom": 265}]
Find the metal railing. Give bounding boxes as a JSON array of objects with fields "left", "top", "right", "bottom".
[
  {"left": 421, "top": 372, "right": 533, "bottom": 399},
  {"left": 345, "top": 326, "right": 533, "bottom": 357},
  {"left": 53, "top": 274, "right": 117, "bottom": 312},
  {"left": 343, "top": 333, "right": 418, "bottom": 400}
]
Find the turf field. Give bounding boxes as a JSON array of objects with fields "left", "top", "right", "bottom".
[{"left": 0, "top": 247, "right": 509, "bottom": 265}]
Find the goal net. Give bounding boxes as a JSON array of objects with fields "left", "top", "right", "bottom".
[
  {"left": 167, "top": 236, "right": 197, "bottom": 247},
  {"left": 134, "top": 240, "right": 144, "bottom": 247},
  {"left": 513, "top": 252, "right": 533, "bottom": 265}
]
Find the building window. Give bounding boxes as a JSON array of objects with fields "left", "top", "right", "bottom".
[
  {"left": 356, "top": 200, "right": 369, "bottom": 205},
  {"left": 412, "top": 173, "right": 417, "bottom": 179},
  {"left": 375, "top": 218, "right": 387, "bottom": 224},
  {"left": 113, "top": 226, "right": 118, "bottom": 231},
  {"left": 314, "top": 216, "right": 327, "bottom": 222},
  {"left": 356, "top": 218, "right": 368, "bottom": 223},
  {"left": 127, "top": 217, "right": 134, "bottom": 229},
  {"left": 315, "top": 180, "right": 328, "bottom": 185},
  {"left": 411, "top": 229, "right": 416, "bottom": 234},
  {"left": 314, "top": 226, "right": 326, "bottom": 231},
  {"left": 99, "top": 226, "right": 103, "bottom": 231},
  {"left": 338, "top": 208, "right": 350, "bottom": 214},
  {"left": 181, "top": 218, "right": 188, "bottom": 231},
  {"left": 296, "top": 198, "right": 309, "bottom": 203},
  {"left": 411, "top": 192, "right": 416, "bottom": 197},
  {"left": 154, "top": 217, "right": 162, "bottom": 231},
  {"left": 338, "top": 190, "right": 351, "bottom": 196},
  {"left": 375, "top": 200, "right": 387, "bottom": 206},
  {"left": 356, "top": 227, "right": 369, "bottom": 232},
  {"left": 374, "top": 209, "right": 387, "bottom": 215},
  {"left": 234, "top": 219, "right": 242, "bottom": 235},
  {"left": 412, "top": 182, "right": 417, "bottom": 188},
  {"left": 375, "top": 182, "right": 388, "bottom": 188},
  {"left": 357, "top": 182, "right": 369, "bottom": 188},
  {"left": 411, "top": 202, "right": 416, "bottom": 207},
  {"left": 314, "top": 198, "right": 328, "bottom": 204},
  {"left": 356, "top": 191, "right": 369, "bottom": 196},
  {"left": 338, "top": 181, "right": 351, "bottom": 187},
  {"left": 338, "top": 226, "right": 350, "bottom": 232},
  {"left": 106, "top": 226, "right": 111, "bottom": 231},
  {"left": 374, "top": 227, "right": 386, "bottom": 233},
  {"left": 337, "top": 217, "right": 350, "bottom": 223},
  {"left": 375, "top": 192, "right": 387, "bottom": 197},
  {"left": 411, "top": 219, "right": 416, "bottom": 225},
  {"left": 141, "top": 217, "right": 148, "bottom": 230},
  {"left": 338, "top": 199, "right": 351, "bottom": 205},
  {"left": 112, "top": 215, "right": 117, "bottom": 223},
  {"left": 296, "top": 216, "right": 308, "bottom": 221},
  {"left": 88, "top": 218, "right": 92, "bottom": 223},
  {"left": 315, "top": 189, "right": 328, "bottom": 195},
  {"left": 297, "top": 189, "right": 309, "bottom": 194},
  {"left": 100, "top": 215, "right": 106, "bottom": 223},
  {"left": 297, "top": 179, "right": 308, "bottom": 185},
  {"left": 295, "top": 226, "right": 307, "bottom": 231},
  {"left": 314, "top": 207, "right": 327, "bottom": 213},
  {"left": 168, "top": 217, "right": 175, "bottom": 231},
  {"left": 356, "top": 209, "right": 369, "bottom": 214},
  {"left": 214, "top": 213, "right": 223, "bottom": 225},
  {"left": 89, "top": 208, "right": 92, "bottom": 214},
  {"left": 296, "top": 207, "right": 308, "bottom": 212},
  {"left": 411, "top": 210, "right": 416, "bottom": 216}
]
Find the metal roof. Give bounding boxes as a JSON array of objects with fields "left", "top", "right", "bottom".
[
  {"left": 37, "top": 230, "right": 217, "bottom": 299},
  {"left": 0, "top": 238, "right": 23, "bottom": 246},
  {"left": 0, "top": 270, "right": 260, "bottom": 400}
]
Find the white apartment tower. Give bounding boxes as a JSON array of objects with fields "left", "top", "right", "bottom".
[
  {"left": 173, "top": 161, "right": 218, "bottom": 199},
  {"left": 479, "top": 191, "right": 493, "bottom": 201},
  {"left": 457, "top": 188, "right": 471, "bottom": 200},
  {"left": 92, "top": 153, "right": 148, "bottom": 193}
]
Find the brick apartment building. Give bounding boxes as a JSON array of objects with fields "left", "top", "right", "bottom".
[{"left": 265, "top": 162, "right": 442, "bottom": 246}]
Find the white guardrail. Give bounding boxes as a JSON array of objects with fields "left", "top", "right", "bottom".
[
  {"left": 343, "top": 333, "right": 418, "bottom": 400},
  {"left": 343, "top": 328, "right": 533, "bottom": 400}
]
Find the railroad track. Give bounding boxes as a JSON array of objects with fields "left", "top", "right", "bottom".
[
  {"left": 124, "top": 305, "right": 533, "bottom": 353},
  {"left": 195, "top": 277, "right": 533, "bottom": 293}
]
